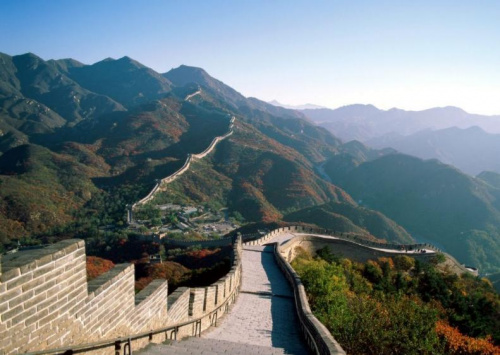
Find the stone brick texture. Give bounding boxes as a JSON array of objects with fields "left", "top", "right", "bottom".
[{"left": 0, "top": 236, "right": 243, "bottom": 355}]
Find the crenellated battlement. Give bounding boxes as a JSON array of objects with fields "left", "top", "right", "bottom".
[
  {"left": 0, "top": 236, "right": 242, "bottom": 355},
  {"left": 1, "top": 226, "right": 467, "bottom": 355}
]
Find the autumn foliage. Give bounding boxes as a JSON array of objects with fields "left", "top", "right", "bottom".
[
  {"left": 436, "top": 320, "right": 499, "bottom": 355},
  {"left": 293, "top": 247, "right": 500, "bottom": 354},
  {"left": 135, "top": 261, "right": 190, "bottom": 292},
  {"left": 86, "top": 256, "right": 115, "bottom": 280}
]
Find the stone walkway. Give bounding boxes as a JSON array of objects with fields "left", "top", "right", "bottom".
[
  {"left": 141, "top": 337, "right": 289, "bottom": 355},
  {"left": 141, "top": 234, "right": 309, "bottom": 354},
  {"left": 203, "top": 243, "right": 308, "bottom": 354}
]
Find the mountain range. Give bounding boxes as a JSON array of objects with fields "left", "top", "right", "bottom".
[
  {"left": 323, "top": 149, "right": 500, "bottom": 274},
  {"left": 365, "top": 126, "right": 500, "bottom": 175},
  {"left": 0, "top": 52, "right": 498, "bottom": 275},
  {"left": 301, "top": 104, "right": 500, "bottom": 176},
  {"left": 268, "top": 100, "right": 326, "bottom": 110},
  {"left": 302, "top": 104, "right": 500, "bottom": 141}
]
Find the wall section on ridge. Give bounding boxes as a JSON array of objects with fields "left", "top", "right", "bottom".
[{"left": 130, "top": 116, "right": 236, "bottom": 216}]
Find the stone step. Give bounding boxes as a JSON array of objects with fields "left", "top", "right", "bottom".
[
  {"left": 180, "top": 337, "right": 288, "bottom": 352},
  {"left": 139, "top": 337, "right": 290, "bottom": 355}
]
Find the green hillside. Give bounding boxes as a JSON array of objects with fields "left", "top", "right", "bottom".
[
  {"left": 3, "top": 51, "right": 494, "bottom": 278},
  {"left": 0, "top": 53, "right": 367, "bottom": 251},
  {"left": 284, "top": 201, "right": 413, "bottom": 243},
  {"left": 327, "top": 153, "right": 500, "bottom": 274}
]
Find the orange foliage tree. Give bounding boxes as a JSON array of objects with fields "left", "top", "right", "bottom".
[
  {"left": 86, "top": 256, "right": 115, "bottom": 280},
  {"left": 436, "top": 320, "right": 499, "bottom": 355}
]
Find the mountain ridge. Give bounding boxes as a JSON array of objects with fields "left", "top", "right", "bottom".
[
  {"left": 366, "top": 125, "right": 500, "bottom": 175},
  {"left": 301, "top": 104, "right": 500, "bottom": 142},
  {"left": 0, "top": 52, "right": 498, "bottom": 276}
]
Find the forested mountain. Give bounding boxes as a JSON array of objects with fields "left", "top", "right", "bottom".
[
  {"left": 284, "top": 201, "right": 413, "bottom": 243},
  {"left": 1, "top": 52, "right": 498, "bottom": 277},
  {"left": 0, "top": 52, "right": 371, "bottom": 250},
  {"left": 302, "top": 104, "right": 500, "bottom": 142},
  {"left": 323, "top": 147, "right": 500, "bottom": 274},
  {"left": 366, "top": 126, "right": 500, "bottom": 175}
]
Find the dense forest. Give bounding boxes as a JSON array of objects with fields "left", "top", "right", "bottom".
[
  {"left": 86, "top": 239, "right": 231, "bottom": 294},
  {"left": 292, "top": 247, "right": 500, "bottom": 355}
]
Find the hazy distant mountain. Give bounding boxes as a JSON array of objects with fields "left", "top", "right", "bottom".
[
  {"left": 366, "top": 126, "right": 500, "bottom": 175},
  {"left": 324, "top": 152, "right": 500, "bottom": 274},
  {"left": 302, "top": 104, "right": 500, "bottom": 142},
  {"left": 165, "top": 65, "right": 306, "bottom": 120},
  {"left": 478, "top": 171, "right": 500, "bottom": 191},
  {"left": 268, "top": 100, "right": 326, "bottom": 110}
]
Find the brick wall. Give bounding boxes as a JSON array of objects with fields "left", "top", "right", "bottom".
[
  {"left": 131, "top": 116, "right": 236, "bottom": 213},
  {"left": 1, "top": 240, "right": 88, "bottom": 352},
  {"left": 0, "top": 235, "right": 243, "bottom": 354},
  {"left": 279, "top": 235, "right": 438, "bottom": 264}
]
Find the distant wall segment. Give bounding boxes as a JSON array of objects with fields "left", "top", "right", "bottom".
[
  {"left": 0, "top": 236, "right": 242, "bottom": 354},
  {"left": 129, "top": 116, "right": 236, "bottom": 222}
]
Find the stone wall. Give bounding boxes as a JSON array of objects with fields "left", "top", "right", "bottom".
[
  {"left": 274, "top": 242, "right": 346, "bottom": 355},
  {"left": 245, "top": 225, "right": 470, "bottom": 355},
  {"left": 0, "top": 236, "right": 242, "bottom": 354},
  {"left": 279, "top": 235, "right": 438, "bottom": 264},
  {"left": 129, "top": 116, "right": 236, "bottom": 223},
  {"left": 246, "top": 225, "right": 468, "bottom": 274}
]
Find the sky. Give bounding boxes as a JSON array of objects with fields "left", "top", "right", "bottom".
[{"left": 1, "top": 0, "right": 499, "bottom": 115}]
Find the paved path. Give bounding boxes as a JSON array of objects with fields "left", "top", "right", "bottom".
[
  {"left": 202, "top": 242, "right": 309, "bottom": 354},
  {"left": 141, "top": 337, "right": 289, "bottom": 355},
  {"left": 139, "top": 233, "right": 309, "bottom": 354}
]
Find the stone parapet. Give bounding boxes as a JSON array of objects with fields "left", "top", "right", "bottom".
[
  {"left": 250, "top": 225, "right": 469, "bottom": 355},
  {"left": 129, "top": 116, "right": 236, "bottom": 223},
  {"left": 0, "top": 235, "right": 243, "bottom": 355},
  {"left": 273, "top": 241, "right": 346, "bottom": 355}
]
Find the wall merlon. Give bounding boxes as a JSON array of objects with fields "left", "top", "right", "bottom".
[
  {"left": 11, "top": 306, "right": 36, "bottom": 326},
  {"left": 1, "top": 234, "right": 243, "bottom": 355},
  {"left": 24, "top": 292, "right": 47, "bottom": 312},
  {"left": 33, "top": 279, "right": 56, "bottom": 296},
  {"left": 8, "top": 289, "right": 34, "bottom": 309},
  {"left": 35, "top": 292, "right": 58, "bottom": 312},
  {"left": 5, "top": 272, "right": 33, "bottom": 291},
  {"left": 134, "top": 279, "right": 168, "bottom": 307},
  {"left": 33, "top": 263, "right": 55, "bottom": 279},
  {"left": 1, "top": 304, "right": 23, "bottom": 323},
  {"left": 87, "top": 264, "right": 133, "bottom": 295}
]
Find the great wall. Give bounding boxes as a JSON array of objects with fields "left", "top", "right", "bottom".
[
  {"left": 128, "top": 115, "right": 235, "bottom": 223},
  {"left": 1, "top": 225, "right": 473, "bottom": 355},
  {"left": 0, "top": 94, "right": 476, "bottom": 355}
]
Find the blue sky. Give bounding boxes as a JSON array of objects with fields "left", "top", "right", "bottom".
[{"left": 1, "top": 1, "right": 499, "bottom": 114}]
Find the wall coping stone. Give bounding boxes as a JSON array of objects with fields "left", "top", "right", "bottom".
[
  {"left": 135, "top": 279, "right": 168, "bottom": 306},
  {"left": 167, "top": 287, "right": 190, "bottom": 309},
  {"left": 87, "top": 264, "right": 132, "bottom": 295},
  {"left": 274, "top": 241, "right": 346, "bottom": 355},
  {"left": 1, "top": 240, "right": 84, "bottom": 283}
]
